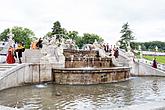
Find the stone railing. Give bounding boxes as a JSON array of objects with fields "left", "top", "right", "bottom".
[
  {"left": 0, "top": 63, "right": 54, "bottom": 91},
  {"left": 117, "top": 49, "right": 165, "bottom": 76},
  {"left": 0, "top": 55, "right": 6, "bottom": 63},
  {"left": 137, "top": 59, "right": 165, "bottom": 71},
  {"left": 132, "top": 59, "right": 165, "bottom": 76}
]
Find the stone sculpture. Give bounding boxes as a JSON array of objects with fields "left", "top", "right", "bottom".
[{"left": 40, "top": 35, "right": 65, "bottom": 67}]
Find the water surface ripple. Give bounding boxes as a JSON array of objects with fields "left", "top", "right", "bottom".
[{"left": 0, "top": 77, "right": 165, "bottom": 110}]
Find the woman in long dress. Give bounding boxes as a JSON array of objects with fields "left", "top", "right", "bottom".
[
  {"left": 6, "top": 46, "right": 15, "bottom": 64},
  {"left": 152, "top": 58, "right": 157, "bottom": 68}
]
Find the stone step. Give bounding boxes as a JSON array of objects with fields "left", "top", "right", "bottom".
[
  {"left": 0, "top": 64, "right": 18, "bottom": 75},
  {"left": 0, "top": 66, "right": 12, "bottom": 68},
  {"left": 0, "top": 63, "right": 18, "bottom": 65},
  {"left": 0, "top": 64, "right": 18, "bottom": 67},
  {"left": 0, "top": 69, "right": 7, "bottom": 71}
]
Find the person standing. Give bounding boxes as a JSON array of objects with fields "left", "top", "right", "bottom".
[
  {"left": 31, "top": 41, "right": 37, "bottom": 49},
  {"left": 114, "top": 47, "right": 119, "bottom": 58},
  {"left": 152, "top": 58, "right": 157, "bottom": 68},
  {"left": 36, "top": 38, "right": 43, "bottom": 49},
  {"left": 15, "top": 42, "right": 25, "bottom": 64},
  {"left": 106, "top": 43, "right": 109, "bottom": 52},
  {"left": 6, "top": 46, "right": 15, "bottom": 64}
]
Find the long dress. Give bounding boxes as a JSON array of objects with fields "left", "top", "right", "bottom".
[
  {"left": 152, "top": 59, "right": 157, "bottom": 68},
  {"left": 6, "top": 48, "right": 15, "bottom": 64}
]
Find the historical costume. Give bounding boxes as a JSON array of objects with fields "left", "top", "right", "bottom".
[
  {"left": 31, "top": 42, "right": 37, "bottom": 49},
  {"left": 36, "top": 38, "right": 43, "bottom": 49},
  {"left": 114, "top": 47, "right": 119, "bottom": 58},
  {"left": 6, "top": 46, "right": 15, "bottom": 64},
  {"left": 15, "top": 43, "right": 25, "bottom": 63},
  {"left": 152, "top": 58, "right": 157, "bottom": 68}
]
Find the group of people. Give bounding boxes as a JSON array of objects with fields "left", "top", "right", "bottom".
[
  {"left": 103, "top": 43, "right": 119, "bottom": 58},
  {"left": 6, "top": 42, "right": 25, "bottom": 64}
]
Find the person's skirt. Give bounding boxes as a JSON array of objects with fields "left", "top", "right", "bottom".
[{"left": 6, "top": 52, "right": 15, "bottom": 64}]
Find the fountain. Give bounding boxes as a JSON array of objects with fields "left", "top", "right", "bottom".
[
  {"left": 52, "top": 40, "right": 130, "bottom": 84},
  {"left": 1, "top": 36, "right": 165, "bottom": 110}
]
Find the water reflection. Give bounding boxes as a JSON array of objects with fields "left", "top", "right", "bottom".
[
  {"left": 1, "top": 77, "right": 165, "bottom": 109},
  {"left": 151, "top": 80, "right": 159, "bottom": 94}
]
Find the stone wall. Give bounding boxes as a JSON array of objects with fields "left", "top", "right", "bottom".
[
  {"left": 22, "top": 49, "right": 43, "bottom": 63},
  {"left": 63, "top": 49, "right": 97, "bottom": 57},
  {"left": 65, "top": 57, "right": 115, "bottom": 68},
  {"left": 52, "top": 67, "right": 130, "bottom": 84},
  {"left": 0, "top": 63, "right": 53, "bottom": 91}
]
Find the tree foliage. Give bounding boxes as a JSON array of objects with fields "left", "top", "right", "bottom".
[
  {"left": 45, "top": 21, "right": 104, "bottom": 49},
  {"left": 67, "top": 31, "right": 79, "bottom": 40},
  {"left": 0, "top": 28, "right": 10, "bottom": 41},
  {"left": 44, "top": 32, "right": 52, "bottom": 38},
  {"left": 51, "top": 21, "right": 67, "bottom": 40},
  {"left": 133, "top": 41, "right": 165, "bottom": 52},
  {"left": 118, "top": 22, "right": 135, "bottom": 51},
  {"left": 76, "top": 33, "right": 104, "bottom": 48},
  {"left": 0, "top": 26, "right": 35, "bottom": 48}
]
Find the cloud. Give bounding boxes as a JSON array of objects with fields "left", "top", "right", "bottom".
[{"left": 0, "top": 0, "right": 165, "bottom": 44}]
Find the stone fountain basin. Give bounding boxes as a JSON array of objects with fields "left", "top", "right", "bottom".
[{"left": 52, "top": 67, "right": 130, "bottom": 85}]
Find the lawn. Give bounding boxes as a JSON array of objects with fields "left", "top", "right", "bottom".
[{"left": 143, "top": 55, "right": 165, "bottom": 64}]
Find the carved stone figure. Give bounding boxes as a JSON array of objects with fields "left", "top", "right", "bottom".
[{"left": 40, "top": 35, "right": 65, "bottom": 67}]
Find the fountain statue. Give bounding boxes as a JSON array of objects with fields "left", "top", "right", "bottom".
[
  {"left": 125, "top": 40, "right": 134, "bottom": 56},
  {"left": 127, "top": 41, "right": 131, "bottom": 53},
  {"left": 0, "top": 29, "right": 15, "bottom": 55},
  {"left": 64, "top": 39, "right": 78, "bottom": 50},
  {"left": 7, "top": 29, "right": 15, "bottom": 48},
  {"left": 138, "top": 45, "right": 142, "bottom": 59},
  {"left": 82, "top": 41, "right": 111, "bottom": 58},
  {"left": 40, "top": 35, "right": 65, "bottom": 67}
]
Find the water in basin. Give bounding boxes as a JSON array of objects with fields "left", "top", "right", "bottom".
[{"left": 0, "top": 77, "right": 165, "bottom": 109}]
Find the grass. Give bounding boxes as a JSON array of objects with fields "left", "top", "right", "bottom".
[{"left": 143, "top": 55, "right": 165, "bottom": 64}]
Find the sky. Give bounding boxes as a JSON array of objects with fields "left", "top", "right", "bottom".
[{"left": 0, "top": 0, "right": 165, "bottom": 44}]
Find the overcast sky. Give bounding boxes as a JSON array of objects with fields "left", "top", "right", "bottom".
[{"left": 0, "top": 0, "right": 165, "bottom": 44}]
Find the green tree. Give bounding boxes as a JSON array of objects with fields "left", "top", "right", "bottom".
[
  {"left": 66, "top": 31, "right": 81, "bottom": 47},
  {"left": 118, "top": 22, "right": 135, "bottom": 51},
  {"left": 44, "top": 32, "right": 52, "bottom": 39},
  {"left": 46, "top": 20, "right": 104, "bottom": 49},
  {"left": 67, "top": 31, "right": 79, "bottom": 40},
  {"left": 78, "top": 33, "right": 104, "bottom": 48},
  {"left": 0, "top": 28, "right": 10, "bottom": 41},
  {"left": 0, "top": 26, "right": 35, "bottom": 48},
  {"left": 132, "top": 41, "right": 165, "bottom": 52},
  {"left": 51, "top": 21, "right": 67, "bottom": 40}
]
